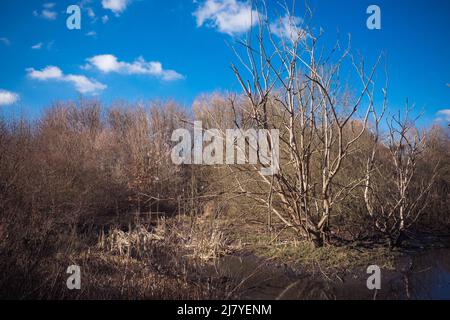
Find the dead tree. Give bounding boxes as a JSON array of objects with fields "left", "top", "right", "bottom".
[
  {"left": 364, "top": 101, "right": 437, "bottom": 246},
  {"left": 386, "top": 105, "right": 437, "bottom": 246},
  {"left": 220, "top": 0, "right": 381, "bottom": 246}
]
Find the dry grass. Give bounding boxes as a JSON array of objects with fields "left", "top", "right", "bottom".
[
  {"left": 0, "top": 219, "right": 231, "bottom": 299},
  {"left": 169, "top": 215, "right": 242, "bottom": 261},
  {"left": 98, "top": 223, "right": 165, "bottom": 257}
]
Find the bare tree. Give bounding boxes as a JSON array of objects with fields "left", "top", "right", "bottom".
[
  {"left": 199, "top": 0, "right": 383, "bottom": 246},
  {"left": 363, "top": 101, "right": 438, "bottom": 246},
  {"left": 385, "top": 105, "right": 437, "bottom": 245}
]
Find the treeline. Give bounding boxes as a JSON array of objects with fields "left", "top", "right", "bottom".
[{"left": 0, "top": 98, "right": 448, "bottom": 248}]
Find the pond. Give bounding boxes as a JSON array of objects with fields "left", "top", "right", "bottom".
[{"left": 206, "top": 249, "right": 450, "bottom": 300}]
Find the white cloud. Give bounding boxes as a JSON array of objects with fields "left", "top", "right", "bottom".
[
  {"left": 41, "top": 9, "right": 57, "bottom": 20},
  {"left": 0, "top": 37, "right": 11, "bottom": 46},
  {"left": 86, "top": 31, "right": 97, "bottom": 37},
  {"left": 27, "top": 66, "right": 63, "bottom": 80},
  {"left": 86, "top": 54, "right": 184, "bottom": 81},
  {"left": 270, "top": 15, "right": 304, "bottom": 41},
  {"left": 34, "top": 3, "right": 58, "bottom": 20},
  {"left": 31, "top": 42, "right": 43, "bottom": 50},
  {"left": 102, "top": 0, "right": 130, "bottom": 15},
  {"left": 31, "top": 41, "right": 53, "bottom": 51},
  {"left": 193, "top": 0, "right": 258, "bottom": 35},
  {"left": 436, "top": 109, "right": 450, "bottom": 122},
  {"left": 0, "top": 90, "right": 20, "bottom": 106},
  {"left": 87, "top": 54, "right": 121, "bottom": 72},
  {"left": 27, "top": 66, "right": 106, "bottom": 94},
  {"left": 101, "top": 15, "right": 109, "bottom": 24},
  {"left": 64, "top": 74, "right": 106, "bottom": 94}
]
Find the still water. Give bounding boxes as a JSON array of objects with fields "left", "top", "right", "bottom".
[{"left": 208, "top": 249, "right": 450, "bottom": 300}]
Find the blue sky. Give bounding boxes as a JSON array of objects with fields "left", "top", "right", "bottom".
[{"left": 0, "top": 0, "right": 449, "bottom": 124}]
